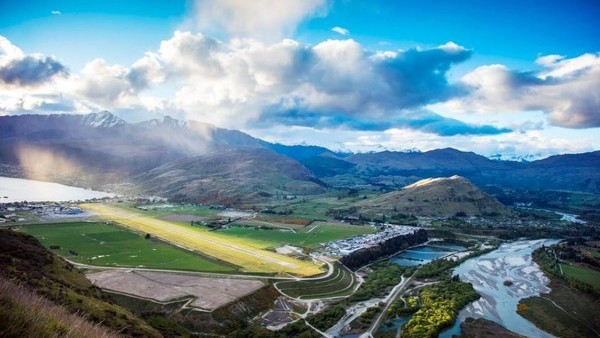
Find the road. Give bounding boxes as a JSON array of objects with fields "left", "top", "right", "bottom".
[
  {"left": 360, "top": 274, "right": 414, "bottom": 338},
  {"left": 70, "top": 258, "right": 334, "bottom": 282}
]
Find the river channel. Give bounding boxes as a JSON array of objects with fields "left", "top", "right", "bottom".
[{"left": 440, "top": 239, "right": 560, "bottom": 338}]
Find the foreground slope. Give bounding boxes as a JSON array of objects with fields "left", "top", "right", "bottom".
[
  {"left": 355, "top": 175, "right": 508, "bottom": 217},
  {"left": 0, "top": 276, "right": 118, "bottom": 338},
  {"left": 0, "top": 229, "right": 161, "bottom": 337}
]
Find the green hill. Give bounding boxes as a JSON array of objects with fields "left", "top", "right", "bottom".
[
  {"left": 355, "top": 175, "right": 508, "bottom": 218},
  {"left": 135, "top": 148, "right": 326, "bottom": 205}
]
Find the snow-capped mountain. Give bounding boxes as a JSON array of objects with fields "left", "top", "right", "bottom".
[{"left": 79, "top": 111, "right": 126, "bottom": 128}]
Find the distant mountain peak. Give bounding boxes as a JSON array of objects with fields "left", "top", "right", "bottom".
[
  {"left": 403, "top": 175, "right": 465, "bottom": 190},
  {"left": 141, "top": 115, "right": 189, "bottom": 128},
  {"left": 80, "top": 111, "right": 126, "bottom": 128}
]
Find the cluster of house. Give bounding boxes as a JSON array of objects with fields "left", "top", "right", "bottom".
[
  {"left": 0, "top": 202, "right": 85, "bottom": 223},
  {"left": 324, "top": 224, "right": 422, "bottom": 256},
  {"left": 136, "top": 204, "right": 174, "bottom": 211}
]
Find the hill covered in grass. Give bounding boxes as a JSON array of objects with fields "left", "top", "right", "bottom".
[
  {"left": 135, "top": 148, "right": 326, "bottom": 205},
  {"left": 0, "top": 276, "right": 118, "bottom": 338},
  {"left": 0, "top": 229, "right": 162, "bottom": 337},
  {"left": 354, "top": 175, "right": 508, "bottom": 218}
]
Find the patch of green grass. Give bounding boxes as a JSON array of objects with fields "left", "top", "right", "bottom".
[
  {"left": 588, "top": 250, "right": 600, "bottom": 259},
  {"left": 307, "top": 304, "right": 346, "bottom": 331},
  {"left": 20, "top": 222, "right": 235, "bottom": 272},
  {"left": 349, "top": 263, "right": 412, "bottom": 302},
  {"left": 218, "top": 222, "right": 375, "bottom": 248},
  {"left": 518, "top": 278, "right": 599, "bottom": 338},
  {"left": 262, "top": 193, "right": 364, "bottom": 220},
  {"left": 560, "top": 263, "right": 600, "bottom": 291},
  {"left": 276, "top": 263, "right": 357, "bottom": 299}
]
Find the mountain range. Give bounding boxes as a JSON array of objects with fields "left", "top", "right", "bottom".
[{"left": 1, "top": 112, "right": 599, "bottom": 204}]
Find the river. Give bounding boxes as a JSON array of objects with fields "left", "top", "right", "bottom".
[
  {"left": 0, "top": 176, "right": 114, "bottom": 203},
  {"left": 440, "top": 239, "right": 560, "bottom": 338},
  {"left": 518, "top": 206, "right": 586, "bottom": 224}
]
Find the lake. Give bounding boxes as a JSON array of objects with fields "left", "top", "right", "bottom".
[
  {"left": 390, "top": 243, "right": 465, "bottom": 266},
  {"left": 440, "top": 239, "right": 560, "bottom": 338},
  {"left": 0, "top": 176, "right": 115, "bottom": 203}
]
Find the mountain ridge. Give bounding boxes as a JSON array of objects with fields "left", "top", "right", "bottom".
[{"left": 0, "top": 112, "right": 599, "bottom": 201}]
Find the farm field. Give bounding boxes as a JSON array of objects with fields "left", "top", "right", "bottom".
[
  {"left": 19, "top": 222, "right": 235, "bottom": 272},
  {"left": 81, "top": 203, "right": 323, "bottom": 276},
  {"left": 219, "top": 221, "right": 376, "bottom": 248},
  {"left": 275, "top": 263, "right": 357, "bottom": 299},
  {"left": 260, "top": 194, "right": 361, "bottom": 219},
  {"left": 559, "top": 263, "right": 600, "bottom": 291}
]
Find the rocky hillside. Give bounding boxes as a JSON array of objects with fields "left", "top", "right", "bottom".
[
  {"left": 1, "top": 113, "right": 598, "bottom": 203},
  {"left": 135, "top": 148, "right": 326, "bottom": 205}
]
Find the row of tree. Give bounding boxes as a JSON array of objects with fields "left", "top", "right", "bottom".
[{"left": 340, "top": 229, "right": 428, "bottom": 270}]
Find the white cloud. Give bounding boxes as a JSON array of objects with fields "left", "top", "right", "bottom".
[
  {"left": 193, "top": 0, "right": 328, "bottom": 42},
  {"left": 251, "top": 124, "right": 598, "bottom": 159},
  {"left": 331, "top": 26, "right": 349, "bottom": 36},
  {"left": 147, "top": 33, "right": 474, "bottom": 131},
  {"left": 157, "top": 31, "right": 223, "bottom": 78},
  {"left": 0, "top": 36, "right": 67, "bottom": 87},
  {"left": 1, "top": 30, "right": 597, "bottom": 159},
  {"left": 0, "top": 36, "right": 24, "bottom": 59},
  {"left": 443, "top": 52, "right": 600, "bottom": 128},
  {"left": 51, "top": 10, "right": 62, "bottom": 15}
]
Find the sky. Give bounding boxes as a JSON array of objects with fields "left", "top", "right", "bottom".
[{"left": 0, "top": 0, "right": 599, "bottom": 158}]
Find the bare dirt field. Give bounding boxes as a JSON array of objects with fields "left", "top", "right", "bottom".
[{"left": 87, "top": 270, "right": 265, "bottom": 311}]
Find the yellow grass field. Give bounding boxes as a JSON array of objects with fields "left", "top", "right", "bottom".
[{"left": 80, "top": 203, "right": 323, "bottom": 276}]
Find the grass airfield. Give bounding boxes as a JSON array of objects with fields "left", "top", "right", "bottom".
[
  {"left": 20, "top": 222, "right": 235, "bottom": 272},
  {"left": 80, "top": 203, "right": 323, "bottom": 276}
]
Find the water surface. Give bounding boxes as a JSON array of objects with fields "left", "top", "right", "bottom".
[
  {"left": 0, "top": 176, "right": 114, "bottom": 203},
  {"left": 391, "top": 244, "right": 464, "bottom": 267},
  {"left": 440, "top": 239, "right": 559, "bottom": 338}
]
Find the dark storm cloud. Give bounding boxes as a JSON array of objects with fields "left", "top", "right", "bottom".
[
  {"left": 0, "top": 55, "right": 67, "bottom": 86},
  {"left": 254, "top": 107, "right": 510, "bottom": 136},
  {"left": 372, "top": 45, "right": 472, "bottom": 108}
]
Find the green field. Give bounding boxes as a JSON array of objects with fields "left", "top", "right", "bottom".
[
  {"left": 519, "top": 278, "right": 600, "bottom": 338},
  {"left": 261, "top": 193, "right": 373, "bottom": 219},
  {"left": 116, "top": 203, "right": 221, "bottom": 219},
  {"left": 587, "top": 249, "right": 600, "bottom": 259},
  {"left": 218, "top": 222, "right": 376, "bottom": 248},
  {"left": 20, "top": 222, "right": 236, "bottom": 272},
  {"left": 276, "top": 263, "right": 357, "bottom": 299},
  {"left": 560, "top": 263, "right": 600, "bottom": 291}
]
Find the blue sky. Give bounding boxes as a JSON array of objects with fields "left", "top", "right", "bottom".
[{"left": 0, "top": 0, "right": 599, "bottom": 158}]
